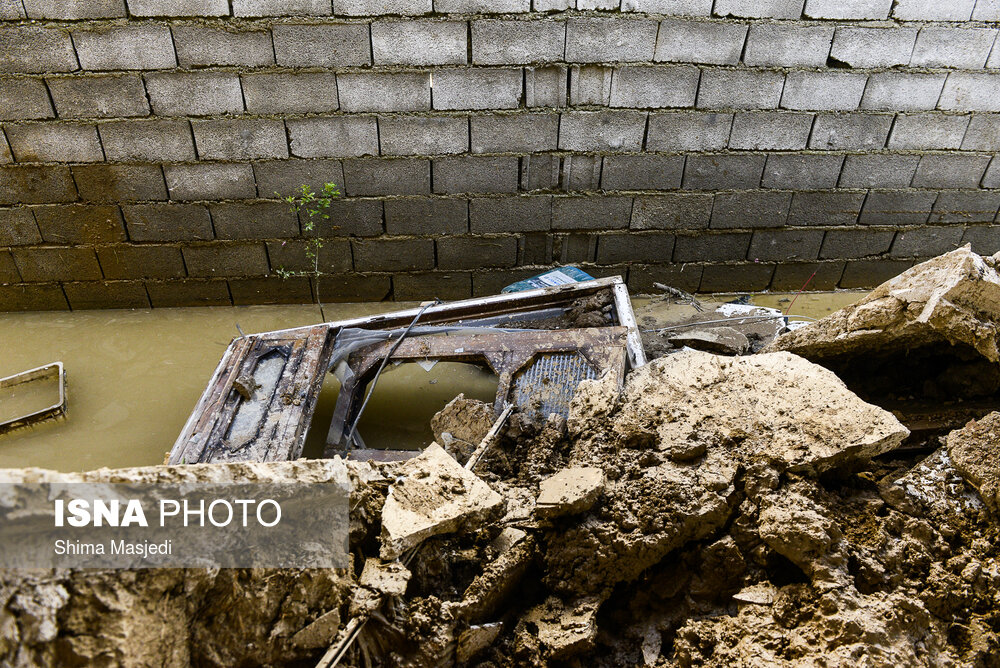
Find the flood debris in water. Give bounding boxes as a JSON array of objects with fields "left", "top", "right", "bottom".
[{"left": 0, "top": 362, "right": 66, "bottom": 435}]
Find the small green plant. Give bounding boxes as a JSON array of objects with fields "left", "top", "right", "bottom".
[{"left": 278, "top": 182, "right": 340, "bottom": 318}]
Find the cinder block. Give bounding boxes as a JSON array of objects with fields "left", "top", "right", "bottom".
[
  {"left": 273, "top": 24, "right": 370, "bottom": 68},
  {"left": 829, "top": 27, "right": 916, "bottom": 68},
  {"left": 654, "top": 20, "right": 747, "bottom": 66},
  {"left": 242, "top": 73, "right": 338, "bottom": 114},
  {"left": 887, "top": 114, "right": 971, "bottom": 150},
  {"left": 911, "top": 155, "right": 991, "bottom": 189},
  {"left": 183, "top": 242, "right": 270, "bottom": 277},
  {"left": 229, "top": 277, "right": 313, "bottom": 306},
  {"left": 301, "top": 199, "right": 382, "bottom": 237},
  {"left": 473, "top": 20, "right": 564, "bottom": 65},
  {"left": 98, "top": 120, "right": 195, "bottom": 162},
  {"left": 552, "top": 196, "right": 632, "bottom": 230},
  {"left": 442, "top": 0, "right": 529, "bottom": 9},
  {"left": 892, "top": 0, "right": 975, "bottom": 20},
  {"left": 515, "top": 230, "right": 551, "bottom": 265},
  {"left": 786, "top": 192, "right": 865, "bottom": 226},
  {"left": 0, "top": 166, "right": 77, "bottom": 204},
  {"left": 714, "top": 0, "right": 803, "bottom": 18},
  {"left": 12, "top": 247, "right": 102, "bottom": 281},
  {"left": 379, "top": 116, "right": 468, "bottom": 156},
  {"left": 711, "top": 191, "right": 791, "bottom": 229},
  {"left": 565, "top": 18, "right": 658, "bottom": 63},
  {"left": 287, "top": 117, "right": 377, "bottom": 158},
  {"left": 0, "top": 133, "right": 9, "bottom": 164},
  {"left": 630, "top": 193, "right": 712, "bottom": 230},
  {"left": 803, "top": 0, "right": 890, "bottom": 18},
  {"left": 601, "top": 155, "right": 684, "bottom": 190},
  {"left": 127, "top": 0, "right": 228, "bottom": 15},
  {"left": 342, "top": 158, "right": 430, "bottom": 196},
  {"left": 314, "top": 274, "right": 392, "bottom": 302},
  {"left": 525, "top": 66, "right": 567, "bottom": 108},
  {"left": 697, "top": 69, "right": 784, "bottom": 109},
  {"left": 437, "top": 235, "right": 518, "bottom": 269},
  {"left": 472, "top": 267, "right": 542, "bottom": 296},
  {"left": 23, "top": 0, "right": 124, "bottom": 19},
  {"left": 60, "top": 280, "right": 148, "bottom": 309},
  {"left": 32, "top": 204, "right": 126, "bottom": 244},
  {"left": 762, "top": 154, "right": 844, "bottom": 189},
  {"left": 729, "top": 111, "right": 813, "bottom": 150},
  {"left": 891, "top": 227, "right": 965, "bottom": 259},
  {"left": 963, "top": 225, "right": 1000, "bottom": 254},
  {"left": 809, "top": 113, "right": 892, "bottom": 150},
  {"left": 743, "top": 24, "right": 833, "bottom": 68},
  {"left": 596, "top": 232, "right": 674, "bottom": 264},
  {"left": 433, "top": 156, "right": 518, "bottom": 194},
  {"left": 352, "top": 238, "right": 435, "bottom": 271},
  {"left": 609, "top": 65, "right": 699, "bottom": 108},
  {"left": 145, "top": 72, "right": 243, "bottom": 116},
  {"left": 621, "top": 0, "right": 712, "bottom": 13},
  {"left": 911, "top": 27, "right": 997, "bottom": 70},
  {"left": 470, "top": 195, "right": 551, "bottom": 232},
  {"left": 371, "top": 20, "right": 466, "bottom": 66},
  {"left": 193, "top": 119, "right": 289, "bottom": 160},
  {"left": 930, "top": 191, "right": 1000, "bottom": 223},
  {"left": 6, "top": 123, "right": 103, "bottom": 162},
  {"left": 984, "top": 157, "right": 1000, "bottom": 188},
  {"left": 123, "top": 203, "right": 214, "bottom": 241},
  {"left": 562, "top": 154, "right": 601, "bottom": 191},
  {"left": 646, "top": 112, "right": 732, "bottom": 150},
  {"left": 939, "top": 74, "right": 1000, "bottom": 113},
  {"left": 0, "top": 0, "right": 25, "bottom": 18},
  {"left": 264, "top": 239, "right": 352, "bottom": 274},
  {"left": 820, "top": 229, "right": 894, "bottom": 259},
  {"left": 164, "top": 163, "right": 256, "bottom": 201},
  {"left": 145, "top": 279, "right": 231, "bottom": 307},
  {"left": 384, "top": 197, "right": 467, "bottom": 234},
  {"left": 781, "top": 72, "right": 866, "bottom": 112},
  {"left": 861, "top": 73, "right": 946, "bottom": 112},
  {"left": 838, "top": 154, "right": 920, "bottom": 189},
  {"left": 233, "top": 0, "right": 330, "bottom": 15},
  {"left": 72, "top": 164, "right": 167, "bottom": 202},
  {"left": 338, "top": 72, "right": 429, "bottom": 113},
  {"left": 554, "top": 234, "right": 596, "bottom": 264},
  {"left": 975, "top": 0, "right": 1000, "bottom": 20},
  {"left": 394, "top": 272, "right": 472, "bottom": 301},
  {"left": 432, "top": 68, "right": 522, "bottom": 110},
  {"left": 0, "top": 26, "right": 78, "bottom": 74},
  {"left": 46, "top": 74, "right": 149, "bottom": 118},
  {"left": 700, "top": 263, "right": 775, "bottom": 292},
  {"left": 520, "top": 154, "right": 560, "bottom": 191},
  {"left": 0, "top": 78, "right": 54, "bottom": 121},
  {"left": 748, "top": 229, "right": 824, "bottom": 262},
  {"left": 558, "top": 110, "right": 647, "bottom": 151},
  {"left": 73, "top": 25, "right": 176, "bottom": 70},
  {"left": 471, "top": 113, "right": 558, "bottom": 153},
  {"left": 97, "top": 245, "right": 186, "bottom": 279},
  {"left": 253, "top": 160, "right": 344, "bottom": 199},
  {"left": 172, "top": 26, "right": 274, "bottom": 68},
  {"left": 770, "top": 262, "right": 845, "bottom": 291},
  {"left": 962, "top": 114, "right": 1000, "bottom": 150},
  {"left": 0, "top": 208, "right": 42, "bottom": 246},
  {"left": 569, "top": 66, "right": 612, "bottom": 106},
  {"left": 682, "top": 154, "right": 766, "bottom": 190},
  {"left": 673, "top": 232, "right": 750, "bottom": 262},
  {"left": 336, "top": 0, "right": 431, "bottom": 15},
  {"left": 211, "top": 202, "right": 300, "bottom": 239}
]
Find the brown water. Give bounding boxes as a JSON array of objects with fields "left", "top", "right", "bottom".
[{"left": 0, "top": 291, "right": 863, "bottom": 472}]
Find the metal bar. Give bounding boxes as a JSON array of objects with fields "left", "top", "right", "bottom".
[{"left": 0, "top": 362, "right": 66, "bottom": 435}]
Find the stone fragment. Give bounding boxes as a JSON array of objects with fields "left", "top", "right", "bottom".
[
  {"left": 535, "top": 467, "right": 604, "bottom": 519},
  {"left": 289, "top": 609, "right": 341, "bottom": 649},
  {"left": 880, "top": 447, "right": 985, "bottom": 521},
  {"left": 668, "top": 325, "right": 749, "bottom": 355},
  {"left": 358, "top": 558, "right": 411, "bottom": 597},
  {"left": 947, "top": 412, "right": 1000, "bottom": 514},
  {"left": 519, "top": 596, "right": 601, "bottom": 660},
  {"left": 431, "top": 393, "right": 495, "bottom": 462}
]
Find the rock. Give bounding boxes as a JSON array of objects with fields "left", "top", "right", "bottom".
[
  {"left": 289, "top": 608, "right": 341, "bottom": 650},
  {"left": 431, "top": 393, "right": 496, "bottom": 462},
  {"left": 380, "top": 442, "right": 504, "bottom": 560},
  {"left": 732, "top": 583, "right": 777, "bottom": 605},
  {"left": 457, "top": 622, "right": 502, "bottom": 663},
  {"left": 947, "top": 411, "right": 1000, "bottom": 514},
  {"left": 880, "top": 447, "right": 985, "bottom": 522},
  {"left": 535, "top": 467, "right": 604, "bottom": 519},
  {"left": 668, "top": 325, "right": 749, "bottom": 355},
  {"left": 519, "top": 596, "right": 601, "bottom": 660},
  {"left": 358, "top": 558, "right": 411, "bottom": 597}
]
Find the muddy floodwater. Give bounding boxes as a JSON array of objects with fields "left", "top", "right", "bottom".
[{"left": 0, "top": 291, "right": 862, "bottom": 471}]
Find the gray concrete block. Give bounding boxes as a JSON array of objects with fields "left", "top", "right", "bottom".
[
  {"left": 164, "top": 163, "right": 256, "bottom": 201},
  {"left": 0, "top": 133, "right": 10, "bottom": 164},
  {"left": 233, "top": 0, "right": 330, "bottom": 15},
  {"left": 145, "top": 72, "right": 243, "bottom": 116},
  {"left": 565, "top": 18, "right": 658, "bottom": 63},
  {"left": 0, "top": 0, "right": 25, "bottom": 18},
  {"left": 379, "top": 116, "right": 468, "bottom": 156},
  {"left": 609, "top": 65, "right": 699, "bottom": 108},
  {"left": 72, "top": 164, "right": 167, "bottom": 202},
  {"left": 558, "top": 110, "right": 647, "bottom": 151},
  {"left": 520, "top": 154, "right": 560, "bottom": 190},
  {"left": 748, "top": 229, "right": 824, "bottom": 262},
  {"left": 621, "top": 0, "right": 712, "bottom": 13},
  {"left": 6, "top": 123, "right": 103, "bottom": 163},
  {"left": 829, "top": 27, "right": 916, "bottom": 68},
  {"left": 673, "top": 232, "right": 750, "bottom": 262},
  {"left": 46, "top": 74, "right": 148, "bottom": 118},
  {"left": 32, "top": 204, "right": 125, "bottom": 244},
  {"left": 682, "top": 154, "right": 765, "bottom": 190},
  {"left": 804, "top": 0, "right": 890, "bottom": 18},
  {"left": 384, "top": 197, "right": 467, "bottom": 235},
  {"left": 601, "top": 155, "right": 684, "bottom": 190},
  {"left": 984, "top": 156, "right": 1000, "bottom": 189},
  {"left": 173, "top": 26, "right": 274, "bottom": 68},
  {"left": 711, "top": 191, "right": 791, "bottom": 229},
  {"left": 98, "top": 119, "right": 195, "bottom": 162},
  {"left": 342, "top": 158, "right": 430, "bottom": 196},
  {"left": 193, "top": 119, "right": 289, "bottom": 160},
  {"left": 569, "top": 66, "right": 612, "bottom": 106},
  {"left": 242, "top": 73, "right": 338, "bottom": 114},
  {"left": 630, "top": 193, "right": 712, "bottom": 230},
  {"left": 911, "top": 155, "right": 991, "bottom": 189},
  {"left": 287, "top": 117, "right": 377, "bottom": 158},
  {"left": 820, "top": 229, "right": 894, "bottom": 259},
  {"left": 253, "top": 159, "right": 345, "bottom": 199},
  {"left": 962, "top": 225, "right": 1000, "bottom": 254},
  {"left": 0, "top": 77, "right": 54, "bottom": 120},
  {"left": 436, "top": 0, "right": 529, "bottom": 11},
  {"left": 304, "top": 199, "right": 382, "bottom": 237},
  {"left": 911, "top": 27, "right": 997, "bottom": 69},
  {"left": 975, "top": 0, "right": 1000, "bottom": 20},
  {"left": 0, "top": 208, "right": 41, "bottom": 246},
  {"left": 533, "top": 0, "right": 572, "bottom": 11},
  {"left": 762, "top": 154, "right": 844, "bottom": 189},
  {"left": 228, "top": 276, "right": 314, "bottom": 306},
  {"left": 809, "top": 113, "right": 892, "bottom": 150},
  {"left": 123, "top": 203, "right": 213, "bottom": 241},
  {"left": 432, "top": 68, "right": 522, "bottom": 110},
  {"left": 97, "top": 245, "right": 186, "bottom": 280},
  {"left": 931, "top": 191, "right": 1000, "bottom": 223},
  {"left": 0, "top": 27, "right": 78, "bottom": 74},
  {"left": 962, "top": 114, "right": 1000, "bottom": 150},
  {"left": 743, "top": 24, "right": 833, "bottom": 68},
  {"left": 433, "top": 156, "right": 519, "bottom": 194},
  {"left": 770, "top": 261, "right": 845, "bottom": 291},
  {"left": 781, "top": 71, "right": 866, "bottom": 112},
  {"left": 646, "top": 112, "right": 732, "bottom": 150},
  {"left": 394, "top": 271, "right": 471, "bottom": 301},
  {"left": 353, "top": 238, "right": 435, "bottom": 272},
  {"left": 471, "top": 113, "right": 558, "bottom": 153},
  {"left": 210, "top": 202, "right": 300, "bottom": 239},
  {"left": 336, "top": 0, "right": 432, "bottom": 15},
  {"left": 838, "top": 155, "right": 920, "bottom": 188},
  {"left": 73, "top": 25, "right": 176, "bottom": 70},
  {"left": 887, "top": 114, "right": 971, "bottom": 150},
  {"left": 654, "top": 19, "right": 747, "bottom": 66},
  {"left": 473, "top": 19, "right": 564, "bottom": 65},
  {"left": 437, "top": 235, "right": 518, "bottom": 269},
  {"left": 697, "top": 69, "right": 784, "bottom": 109},
  {"left": 13, "top": 247, "right": 102, "bottom": 281},
  {"left": 892, "top": 0, "right": 975, "bottom": 20},
  {"left": 0, "top": 166, "right": 77, "bottom": 204},
  {"left": 939, "top": 74, "right": 1000, "bottom": 113},
  {"left": 714, "top": 0, "right": 803, "bottom": 18},
  {"left": 470, "top": 195, "right": 551, "bottom": 232},
  {"left": 787, "top": 192, "right": 864, "bottom": 226},
  {"left": 371, "top": 20, "right": 466, "bottom": 66},
  {"left": 183, "top": 242, "right": 270, "bottom": 277},
  {"left": 554, "top": 234, "right": 596, "bottom": 264},
  {"left": 858, "top": 190, "right": 936, "bottom": 225},
  {"left": 891, "top": 227, "right": 966, "bottom": 259},
  {"left": 839, "top": 259, "right": 915, "bottom": 289},
  {"left": 552, "top": 196, "right": 632, "bottom": 230},
  {"left": 23, "top": 0, "right": 124, "bottom": 18},
  {"left": 337, "top": 72, "right": 430, "bottom": 113},
  {"left": 562, "top": 154, "right": 601, "bottom": 191},
  {"left": 273, "top": 24, "right": 370, "bottom": 68},
  {"left": 700, "top": 263, "right": 775, "bottom": 292},
  {"left": 597, "top": 232, "right": 674, "bottom": 264},
  {"left": 128, "top": 0, "right": 228, "bottom": 15},
  {"left": 990, "top": 40, "right": 1000, "bottom": 69},
  {"left": 729, "top": 111, "right": 813, "bottom": 150},
  {"left": 144, "top": 279, "right": 231, "bottom": 308},
  {"left": 525, "top": 66, "right": 567, "bottom": 108},
  {"left": 861, "top": 73, "right": 946, "bottom": 112}
]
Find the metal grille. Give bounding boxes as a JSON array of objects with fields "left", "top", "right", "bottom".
[{"left": 511, "top": 352, "right": 597, "bottom": 420}]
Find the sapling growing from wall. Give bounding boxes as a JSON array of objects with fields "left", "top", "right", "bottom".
[{"left": 277, "top": 182, "right": 340, "bottom": 320}]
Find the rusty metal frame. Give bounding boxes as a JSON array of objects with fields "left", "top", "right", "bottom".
[{"left": 0, "top": 362, "right": 66, "bottom": 435}]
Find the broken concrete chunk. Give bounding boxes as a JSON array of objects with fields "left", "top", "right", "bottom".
[
  {"left": 520, "top": 596, "right": 601, "bottom": 660},
  {"left": 535, "top": 467, "right": 604, "bottom": 519},
  {"left": 431, "top": 393, "right": 496, "bottom": 463},
  {"left": 290, "top": 608, "right": 341, "bottom": 650},
  {"left": 947, "top": 412, "right": 1000, "bottom": 514},
  {"left": 380, "top": 442, "right": 504, "bottom": 560},
  {"left": 668, "top": 326, "right": 749, "bottom": 356},
  {"left": 359, "top": 558, "right": 411, "bottom": 598},
  {"left": 732, "top": 583, "right": 777, "bottom": 606},
  {"left": 880, "top": 447, "right": 985, "bottom": 521},
  {"left": 457, "top": 622, "right": 503, "bottom": 663}
]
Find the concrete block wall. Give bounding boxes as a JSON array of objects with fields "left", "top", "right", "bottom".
[{"left": 1, "top": 0, "right": 999, "bottom": 309}]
